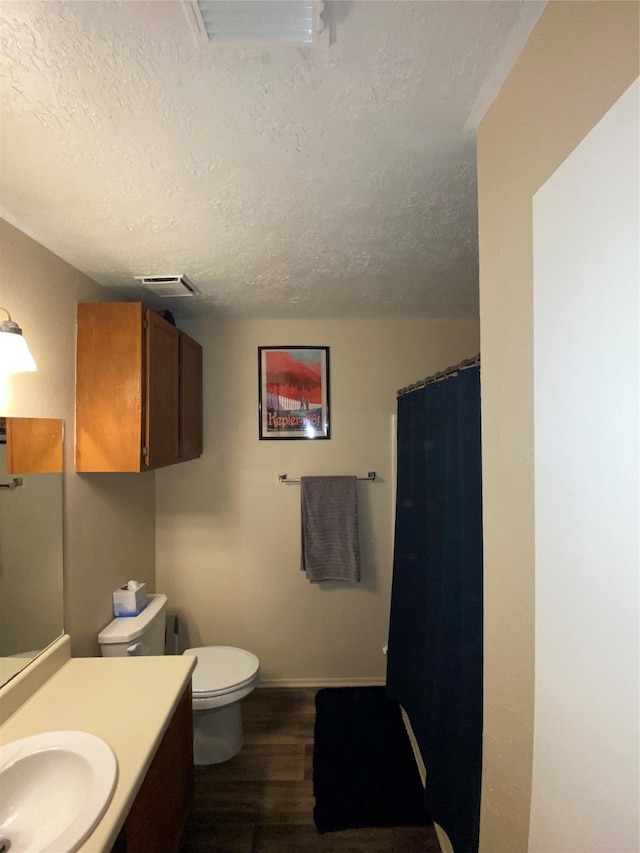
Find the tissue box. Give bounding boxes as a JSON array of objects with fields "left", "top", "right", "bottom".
[{"left": 113, "top": 582, "right": 148, "bottom": 617}]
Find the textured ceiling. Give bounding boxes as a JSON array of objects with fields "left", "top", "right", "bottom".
[{"left": 0, "top": 1, "right": 545, "bottom": 319}]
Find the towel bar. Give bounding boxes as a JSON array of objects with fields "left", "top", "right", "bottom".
[
  {"left": 278, "top": 472, "right": 376, "bottom": 484},
  {"left": 0, "top": 478, "right": 23, "bottom": 490}
]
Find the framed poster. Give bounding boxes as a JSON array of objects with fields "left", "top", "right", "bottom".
[{"left": 258, "top": 346, "right": 330, "bottom": 440}]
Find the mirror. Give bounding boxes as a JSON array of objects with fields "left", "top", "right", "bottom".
[{"left": 0, "top": 417, "right": 64, "bottom": 687}]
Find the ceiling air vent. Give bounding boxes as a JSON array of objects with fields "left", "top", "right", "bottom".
[
  {"left": 134, "top": 275, "right": 201, "bottom": 298},
  {"left": 186, "top": 1, "right": 324, "bottom": 45}
]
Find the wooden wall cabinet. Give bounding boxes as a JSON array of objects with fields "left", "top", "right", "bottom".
[
  {"left": 4, "top": 417, "right": 63, "bottom": 474},
  {"left": 112, "top": 684, "right": 194, "bottom": 853},
  {"left": 178, "top": 330, "right": 203, "bottom": 463},
  {"left": 75, "top": 303, "right": 203, "bottom": 472}
]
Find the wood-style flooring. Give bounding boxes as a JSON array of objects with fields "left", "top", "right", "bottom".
[{"left": 178, "top": 687, "right": 440, "bottom": 853}]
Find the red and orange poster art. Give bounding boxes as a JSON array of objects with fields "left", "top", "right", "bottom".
[{"left": 259, "top": 347, "right": 330, "bottom": 439}]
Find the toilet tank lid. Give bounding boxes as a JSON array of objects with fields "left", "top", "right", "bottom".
[{"left": 98, "top": 594, "right": 167, "bottom": 644}]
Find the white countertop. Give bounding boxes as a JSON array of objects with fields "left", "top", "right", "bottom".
[{"left": 0, "top": 636, "right": 196, "bottom": 852}]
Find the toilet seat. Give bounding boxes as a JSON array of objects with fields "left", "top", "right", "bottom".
[{"left": 184, "top": 646, "right": 260, "bottom": 699}]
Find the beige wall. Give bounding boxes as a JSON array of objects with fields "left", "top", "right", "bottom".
[
  {"left": 0, "top": 219, "right": 156, "bottom": 656},
  {"left": 156, "top": 316, "right": 479, "bottom": 681},
  {"left": 476, "top": 3, "right": 639, "bottom": 851}
]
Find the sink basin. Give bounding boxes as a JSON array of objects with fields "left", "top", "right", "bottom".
[{"left": 0, "top": 731, "right": 117, "bottom": 853}]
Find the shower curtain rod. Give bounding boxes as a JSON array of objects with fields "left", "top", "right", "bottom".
[{"left": 397, "top": 353, "right": 480, "bottom": 397}]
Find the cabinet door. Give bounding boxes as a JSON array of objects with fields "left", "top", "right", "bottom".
[
  {"left": 145, "top": 310, "right": 180, "bottom": 469},
  {"left": 76, "top": 303, "right": 144, "bottom": 473},
  {"left": 5, "top": 418, "right": 63, "bottom": 473},
  {"left": 179, "top": 333, "right": 203, "bottom": 461},
  {"left": 115, "top": 684, "right": 194, "bottom": 853}
]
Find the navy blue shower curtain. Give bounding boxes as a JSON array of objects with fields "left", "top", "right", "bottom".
[{"left": 386, "top": 365, "right": 483, "bottom": 853}]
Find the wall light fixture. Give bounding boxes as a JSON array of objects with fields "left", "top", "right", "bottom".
[{"left": 0, "top": 307, "right": 37, "bottom": 374}]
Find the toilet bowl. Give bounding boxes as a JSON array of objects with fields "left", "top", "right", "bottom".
[
  {"left": 183, "top": 646, "right": 260, "bottom": 765},
  {"left": 97, "top": 594, "right": 260, "bottom": 765}
]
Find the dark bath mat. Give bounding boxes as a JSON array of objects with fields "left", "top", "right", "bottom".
[{"left": 312, "top": 686, "right": 431, "bottom": 833}]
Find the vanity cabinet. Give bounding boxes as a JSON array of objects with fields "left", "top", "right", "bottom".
[
  {"left": 75, "top": 302, "right": 203, "bottom": 472},
  {"left": 112, "top": 683, "right": 194, "bottom": 853}
]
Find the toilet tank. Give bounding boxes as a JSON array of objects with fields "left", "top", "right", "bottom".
[{"left": 98, "top": 593, "right": 167, "bottom": 657}]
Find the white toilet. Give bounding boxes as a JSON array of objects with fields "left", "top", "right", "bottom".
[
  {"left": 98, "top": 594, "right": 260, "bottom": 765},
  {"left": 183, "top": 645, "right": 260, "bottom": 764}
]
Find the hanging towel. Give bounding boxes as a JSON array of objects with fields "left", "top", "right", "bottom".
[{"left": 300, "top": 476, "right": 361, "bottom": 582}]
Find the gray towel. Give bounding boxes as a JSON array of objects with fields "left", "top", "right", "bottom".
[{"left": 300, "top": 476, "right": 361, "bottom": 582}]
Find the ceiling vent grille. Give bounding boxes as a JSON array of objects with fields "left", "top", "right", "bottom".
[
  {"left": 134, "top": 275, "right": 201, "bottom": 298},
  {"left": 187, "top": 1, "right": 324, "bottom": 45}
]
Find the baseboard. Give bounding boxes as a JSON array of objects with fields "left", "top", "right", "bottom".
[{"left": 257, "top": 677, "right": 386, "bottom": 688}]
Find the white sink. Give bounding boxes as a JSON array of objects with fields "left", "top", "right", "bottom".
[{"left": 0, "top": 730, "right": 117, "bottom": 853}]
